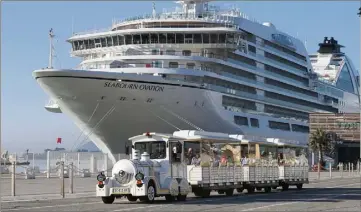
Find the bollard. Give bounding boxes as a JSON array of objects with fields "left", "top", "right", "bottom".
[
  {"left": 60, "top": 161, "right": 65, "bottom": 198},
  {"left": 341, "top": 163, "right": 344, "bottom": 178},
  {"left": 351, "top": 163, "right": 354, "bottom": 175},
  {"left": 46, "top": 151, "right": 50, "bottom": 179},
  {"left": 69, "top": 162, "right": 73, "bottom": 194},
  {"left": 77, "top": 153, "right": 80, "bottom": 176},
  {"left": 32, "top": 153, "right": 35, "bottom": 170},
  {"left": 11, "top": 161, "right": 16, "bottom": 196},
  {"left": 329, "top": 162, "right": 332, "bottom": 179}
]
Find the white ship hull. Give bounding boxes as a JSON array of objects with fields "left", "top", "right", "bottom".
[{"left": 34, "top": 69, "right": 308, "bottom": 163}]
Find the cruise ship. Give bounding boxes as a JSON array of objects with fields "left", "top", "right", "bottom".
[{"left": 33, "top": 0, "right": 360, "bottom": 163}]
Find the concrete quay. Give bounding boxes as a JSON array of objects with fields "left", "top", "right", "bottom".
[{"left": 1, "top": 177, "right": 360, "bottom": 212}]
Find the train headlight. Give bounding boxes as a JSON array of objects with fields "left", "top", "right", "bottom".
[
  {"left": 97, "top": 172, "right": 106, "bottom": 182},
  {"left": 135, "top": 172, "right": 144, "bottom": 181}
]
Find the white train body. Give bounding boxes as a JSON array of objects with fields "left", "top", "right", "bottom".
[{"left": 96, "top": 130, "right": 309, "bottom": 203}]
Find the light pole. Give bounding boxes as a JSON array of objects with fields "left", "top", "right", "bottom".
[{"left": 358, "top": 6, "right": 361, "bottom": 160}]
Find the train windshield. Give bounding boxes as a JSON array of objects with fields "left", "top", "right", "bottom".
[{"left": 134, "top": 141, "right": 166, "bottom": 159}]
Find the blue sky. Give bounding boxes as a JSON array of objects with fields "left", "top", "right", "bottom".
[{"left": 1, "top": 1, "right": 360, "bottom": 153}]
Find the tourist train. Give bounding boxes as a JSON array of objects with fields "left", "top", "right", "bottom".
[{"left": 96, "top": 130, "right": 308, "bottom": 203}]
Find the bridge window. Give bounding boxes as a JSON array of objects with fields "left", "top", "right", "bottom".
[
  {"left": 100, "top": 38, "right": 106, "bottom": 47},
  {"left": 125, "top": 35, "right": 132, "bottom": 45},
  {"left": 141, "top": 34, "right": 150, "bottom": 44},
  {"left": 150, "top": 34, "right": 158, "bottom": 44},
  {"left": 167, "top": 33, "right": 176, "bottom": 44},
  {"left": 106, "top": 37, "right": 113, "bottom": 46},
  {"left": 193, "top": 34, "right": 202, "bottom": 44},
  {"left": 176, "top": 33, "right": 184, "bottom": 44},
  {"left": 269, "top": 121, "right": 290, "bottom": 131},
  {"left": 336, "top": 65, "right": 355, "bottom": 93},
  {"left": 159, "top": 33, "right": 167, "bottom": 43},
  {"left": 203, "top": 34, "right": 210, "bottom": 43},
  {"left": 185, "top": 34, "right": 193, "bottom": 44}
]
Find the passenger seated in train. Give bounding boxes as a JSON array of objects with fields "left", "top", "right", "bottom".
[
  {"left": 191, "top": 154, "right": 201, "bottom": 166},
  {"left": 241, "top": 154, "right": 248, "bottom": 166}
]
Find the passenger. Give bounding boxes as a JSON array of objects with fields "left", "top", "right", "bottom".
[
  {"left": 191, "top": 153, "right": 201, "bottom": 166},
  {"left": 241, "top": 154, "right": 248, "bottom": 166},
  {"left": 186, "top": 148, "right": 194, "bottom": 165}
]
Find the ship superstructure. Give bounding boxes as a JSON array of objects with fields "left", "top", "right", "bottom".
[{"left": 33, "top": 0, "right": 360, "bottom": 163}]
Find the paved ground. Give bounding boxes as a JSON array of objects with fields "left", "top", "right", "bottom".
[
  {"left": 1, "top": 171, "right": 359, "bottom": 199},
  {"left": 1, "top": 177, "right": 360, "bottom": 212}
]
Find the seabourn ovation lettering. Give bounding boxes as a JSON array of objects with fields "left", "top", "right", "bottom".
[{"left": 104, "top": 82, "right": 164, "bottom": 92}]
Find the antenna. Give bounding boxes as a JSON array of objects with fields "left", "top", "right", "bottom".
[
  {"left": 48, "top": 28, "right": 55, "bottom": 69},
  {"left": 152, "top": 2, "right": 156, "bottom": 19}
]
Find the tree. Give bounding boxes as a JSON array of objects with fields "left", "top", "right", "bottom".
[{"left": 309, "top": 128, "right": 332, "bottom": 179}]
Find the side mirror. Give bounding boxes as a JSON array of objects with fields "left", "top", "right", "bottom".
[{"left": 125, "top": 145, "right": 130, "bottom": 155}]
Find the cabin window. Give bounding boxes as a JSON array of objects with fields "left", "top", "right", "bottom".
[
  {"left": 151, "top": 49, "right": 159, "bottom": 55},
  {"left": 269, "top": 121, "right": 290, "bottom": 131},
  {"left": 250, "top": 118, "right": 259, "bottom": 128},
  {"left": 186, "top": 63, "right": 195, "bottom": 69},
  {"left": 234, "top": 116, "right": 248, "bottom": 126},
  {"left": 182, "top": 50, "right": 192, "bottom": 56},
  {"left": 169, "top": 62, "right": 179, "bottom": 68},
  {"left": 134, "top": 141, "right": 166, "bottom": 159},
  {"left": 291, "top": 124, "right": 309, "bottom": 133},
  {"left": 166, "top": 49, "right": 175, "bottom": 55}
]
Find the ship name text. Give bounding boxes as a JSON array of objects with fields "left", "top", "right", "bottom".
[{"left": 104, "top": 82, "right": 164, "bottom": 92}]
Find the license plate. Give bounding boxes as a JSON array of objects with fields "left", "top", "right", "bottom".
[{"left": 112, "top": 187, "right": 130, "bottom": 194}]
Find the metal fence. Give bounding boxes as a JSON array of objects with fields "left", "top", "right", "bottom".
[{"left": 1, "top": 153, "right": 360, "bottom": 199}]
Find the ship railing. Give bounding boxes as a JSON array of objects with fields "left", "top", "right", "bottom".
[{"left": 72, "top": 27, "right": 112, "bottom": 36}]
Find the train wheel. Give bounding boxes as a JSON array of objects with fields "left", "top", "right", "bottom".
[
  {"left": 165, "top": 195, "right": 175, "bottom": 202},
  {"left": 247, "top": 187, "right": 255, "bottom": 194},
  {"left": 177, "top": 195, "right": 187, "bottom": 201},
  {"left": 296, "top": 184, "right": 303, "bottom": 190},
  {"left": 225, "top": 189, "right": 234, "bottom": 196},
  {"left": 264, "top": 187, "right": 271, "bottom": 193},
  {"left": 218, "top": 190, "right": 225, "bottom": 194},
  {"left": 102, "top": 196, "right": 115, "bottom": 204},
  {"left": 126, "top": 195, "right": 137, "bottom": 202},
  {"left": 256, "top": 187, "right": 262, "bottom": 191},
  {"left": 282, "top": 184, "right": 289, "bottom": 191},
  {"left": 201, "top": 189, "right": 211, "bottom": 198},
  {"left": 236, "top": 188, "right": 244, "bottom": 193}
]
